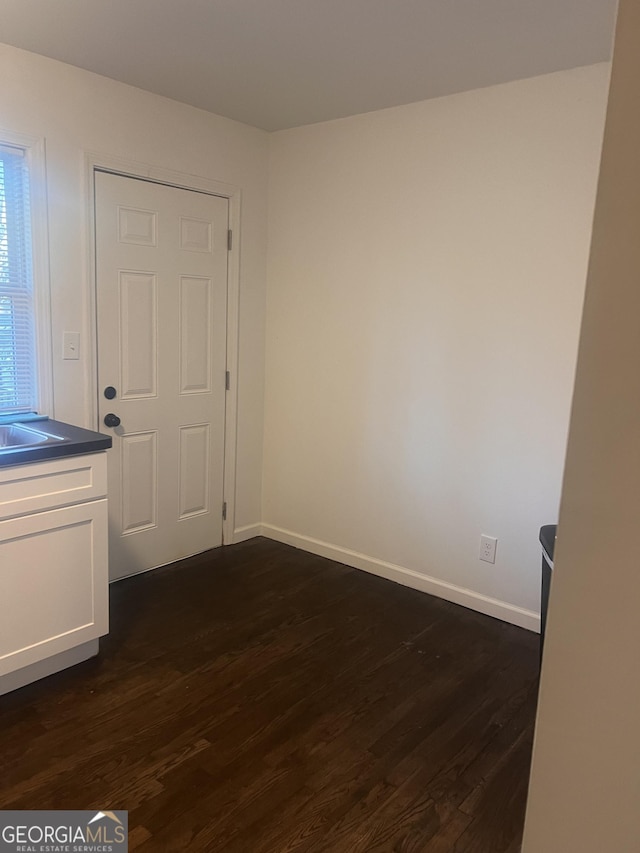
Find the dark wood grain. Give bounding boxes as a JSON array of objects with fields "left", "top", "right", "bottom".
[{"left": 0, "top": 537, "right": 539, "bottom": 851}]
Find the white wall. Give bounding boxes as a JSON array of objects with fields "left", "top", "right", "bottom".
[
  {"left": 523, "top": 1, "right": 640, "bottom": 848},
  {"left": 0, "top": 43, "right": 268, "bottom": 530},
  {"left": 0, "top": 43, "right": 612, "bottom": 625},
  {"left": 264, "top": 65, "right": 609, "bottom": 627}
]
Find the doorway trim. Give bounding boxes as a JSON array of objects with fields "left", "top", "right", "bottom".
[{"left": 85, "top": 152, "right": 241, "bottom": 546}]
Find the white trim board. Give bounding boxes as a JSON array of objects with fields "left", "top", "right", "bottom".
[
  {"left": 0, "top": 639, "right": 99, "bottom": 697},
  {"left": 233, "top": 523, "right": 264, "bottom": 543},
  {"left": 260, "top": 524, "right": 541, "bottom": 633}
]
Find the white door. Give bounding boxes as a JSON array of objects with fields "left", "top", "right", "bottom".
[{"left": 94, "top": 171, "right": 229, "bottom": 580}]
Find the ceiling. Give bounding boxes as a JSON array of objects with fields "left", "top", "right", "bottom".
[{"left": 0, "top": 0, "right": 618, "bottom": 131}]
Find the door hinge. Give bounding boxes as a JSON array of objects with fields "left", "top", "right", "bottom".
[
  {"left": 222, "top": 501, "right": 227, "bottom": 521},
  {"left": 225, "top": 370, "right": 230, "bottom": 391},
  {"left": 227, "top": 229, "right": 233, "bottom": 251}
]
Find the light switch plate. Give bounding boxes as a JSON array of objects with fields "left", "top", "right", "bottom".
[{"left": 63, "top": 331, "right": 80, "bottom": 360}]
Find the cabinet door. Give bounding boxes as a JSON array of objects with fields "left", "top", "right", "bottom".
[{"left": 0, "top": 500, "right": 108, "bottom": 676}]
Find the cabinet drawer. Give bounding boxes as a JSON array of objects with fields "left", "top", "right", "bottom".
[{"left": 0, "top": 453, "right": 107, "bottom": 520}]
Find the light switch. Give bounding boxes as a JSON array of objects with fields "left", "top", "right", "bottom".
[{"left": 63, "top": 331, "right": 80, "bottom": 360}]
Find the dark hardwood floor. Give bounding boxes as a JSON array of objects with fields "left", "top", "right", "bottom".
[{"left": 0, "top": 538, "right": 540, "bottom": 851}]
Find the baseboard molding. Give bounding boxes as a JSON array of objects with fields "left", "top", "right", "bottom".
[
  {"left": 261, "top": 524, "right": 540, "bottom": 633},
  {"left": 232, "top": 523, "right": 264, "bottom": 544},
  {"left": 0, "top": 639, "right": 99, "bottom": 696}
]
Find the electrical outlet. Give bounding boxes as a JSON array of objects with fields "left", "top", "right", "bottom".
[{"left": 480, "top": 535, "right": 497, "bottom": 564}]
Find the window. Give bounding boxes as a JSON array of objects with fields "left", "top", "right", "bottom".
[{"left": 0, "top": 141, "right": 44, "bottom": 415}]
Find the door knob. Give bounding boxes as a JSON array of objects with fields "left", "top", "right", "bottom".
[{"left": 104, "top": 413, "right": 121, "bottom": 428}]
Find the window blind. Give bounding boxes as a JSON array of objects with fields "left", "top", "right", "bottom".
[{"left": 0, "top": 143, "right": 36, "bottom": 414}]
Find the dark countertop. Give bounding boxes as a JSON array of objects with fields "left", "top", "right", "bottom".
[
  {"left": 0, "top": 419, "right": 111, "bottom": 468},
  {"left": 539, "top": 524, "right": 557, "bottom": 566}
]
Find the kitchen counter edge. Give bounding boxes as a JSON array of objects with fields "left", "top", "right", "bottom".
[{"left": 0, "top": 420, "right": 112, "bottom": 468}]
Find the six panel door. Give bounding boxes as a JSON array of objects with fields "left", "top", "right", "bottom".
[{"left": 94, "top": 171, "right": 229, "bottom": 580}]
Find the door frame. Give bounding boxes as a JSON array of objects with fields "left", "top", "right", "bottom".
[{"left": 85, "top": 152, "right": 241, "bottom": 547}]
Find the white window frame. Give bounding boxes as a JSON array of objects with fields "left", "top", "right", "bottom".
[{"left": 0, "top": 129, "right": 53, "bottom": 417}]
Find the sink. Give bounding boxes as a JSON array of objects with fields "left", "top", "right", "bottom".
[{"left": 0, "top": 424, "right": 68, "bottom": 451}]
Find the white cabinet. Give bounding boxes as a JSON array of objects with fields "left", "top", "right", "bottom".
[{"left": 0, "top": 452, "right": 108, "bottom": 693}]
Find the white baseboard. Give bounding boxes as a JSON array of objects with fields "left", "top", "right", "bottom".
[
  {"left": 0, "top": 639, "right": 99, "bottom": 696},
  {"left": 261, "top": 524, "right": 540, "bottom": 633},
  {"left": 232, "top": 523, "right": 264, "bottom": 544}
]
